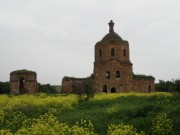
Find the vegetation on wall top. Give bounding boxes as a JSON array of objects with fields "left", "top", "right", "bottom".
[
  {"left": 133, "top": 74, "right": 155, "bottom": 80},
  {"left": 62, "top": 76, "right": 86, "bottom": 81},
  {"left": 10, "top": 69, "right": 36, "bottom": 74}
]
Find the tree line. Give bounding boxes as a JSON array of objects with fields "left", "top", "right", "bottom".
[
  {"left": 155, "top": 78, "right": 180, "bottom": 93},
  {"left": 0, "top": 82, "right": 10, "bottom": 94}
]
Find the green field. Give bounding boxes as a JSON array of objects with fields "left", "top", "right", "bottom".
[{"left": 0, "top": 92, "right": 180, "bottom": 135}]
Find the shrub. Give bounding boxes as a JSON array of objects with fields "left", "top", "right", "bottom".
[
  {"left": 71, "top": 119, "right": 96, "bottom": 135},
  {"left": 154, "top": 94, "right": 170, "bottom": 104},
  {"left": 15, "top": 114, "right": 96, "bottom": 135},
  {"left": 108, "top": 123, "right": 145, "bottom": 135},
  {"left": 152, "top": 113, "right": 173, "bottom": 135},
  {"left": 0, "top": 129, "right": 12, "bottom": 135},
  {"left": 1, "top": 111, "right": 29, "bottom": 133},
  {"left": 38, "top": 83, "right": 57, "bottom": 94}
]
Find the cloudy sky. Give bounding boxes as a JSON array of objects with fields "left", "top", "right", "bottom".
[{"left": 0, "top": 0, "right": 180, "bottom": 85}]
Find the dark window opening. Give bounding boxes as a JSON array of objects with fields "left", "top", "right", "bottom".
[
  {"left": 123, "top": 49, "right": 126, "bottom": 56},
  {"left": 106, "top": 71, "right": 110, "bottom": 79},
  {"left": 99, "top": 49, "right": 102, "bottom": 58},
  {"left": 111, "top": 87, "right": 116, "bottom": 93},
  {"left": 148, "top": 85, "right": 151, "bottom": 93},
  {"left": 103, "top": 85, "right": 107, "bottom": 93},
  {"left": 111, "top": 48, "right": 115, "bottom": 56},
  {"left": 116, "top": 71, "right": 120, "bottom": 78}
]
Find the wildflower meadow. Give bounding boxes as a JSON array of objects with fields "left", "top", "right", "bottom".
[{"left": 0, "top": 92, "right": 179, "bottom": 135}]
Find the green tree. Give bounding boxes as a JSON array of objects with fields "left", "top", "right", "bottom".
[
  {"left": 83, "top": 74, "right": 94, "bottom": 100},
  {"left": 155, "top": 80, "right": 174, "bottom": 92},
  {"left": 0, "top": 81, "right": 10, "bottom": 94},
  {"left": 156, "top": 78, "right": 180, "bottom": 93},
  {"left": 173, "top": 79, "right": 180, "bottom": 94},
  {"left": 38, "top": 83, "right": 57, "bottom": 94}
]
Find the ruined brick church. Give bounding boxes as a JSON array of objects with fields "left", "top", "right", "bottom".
[
  {"left": 94, "top": 20, "right": 155, "bottom": 93},
  {"left": 62, "top": 20, "right": 155, "bottom": 93}
]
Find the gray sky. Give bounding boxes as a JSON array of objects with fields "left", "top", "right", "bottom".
[{"left": 0, "top": 0, "right": 180, "bottom": 85}]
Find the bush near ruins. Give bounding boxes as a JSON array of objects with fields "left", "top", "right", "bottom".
[
  {"left": 83, "top": 75, "right": 94, "bottom": 100},
  {"left": 38, "top": 83, "right": 57, "bottom": 93}
]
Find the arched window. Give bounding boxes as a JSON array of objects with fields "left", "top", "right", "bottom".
[
  {"left": 99, "top": 49, "right": 102, "bottom": 58},
  {"left": 123, "top": 49, "right": 126, "bottom": 56},
  {"left": 116, "top": 71, "right": 120, "bottom": 78},
  {"left": 106, "top": 71, "right": 110, "bottom": 79},
  {"left": 103, "top": 85, "right": 107, "bottom": 93},
  {"left": 111, "top": 48, "right": 115, "bottom": 56}
]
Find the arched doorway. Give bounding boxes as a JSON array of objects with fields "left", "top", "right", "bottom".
[
  {"left": 103, "top": 85, "right": 107, "bottom": 93},
  {"left": 111, "top": 87, "right": 116, "bottom": 93},
  {"left": 19, "top": 78, "right": 27, "bottom": 93}
]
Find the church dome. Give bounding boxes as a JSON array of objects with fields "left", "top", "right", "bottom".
[
  {"left": 101, "top": 32, "right": 123, "bottom": 42},
  {"left": 100, "top": 20, "right": 123, "bottom": 42}
]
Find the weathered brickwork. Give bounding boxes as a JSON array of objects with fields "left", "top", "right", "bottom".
[
  {"left": 132, "top": 78, "right": 155, "bottom": 93},
  {"left": 61, "top": 20, "right": 155, "bottom": 93},
  {"left": 94, "top": 20, "right": 155, "bottom": 93},
  {"left": 10, "top": 69, "right": 38, "bottom": 94},
  {"left": 61, "top": 77, "right": 84, "bottom": 94}
]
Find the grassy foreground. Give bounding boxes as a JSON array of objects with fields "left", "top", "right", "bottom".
[{"left": 0, "top": 92, "right": 180, "bottom": 135}]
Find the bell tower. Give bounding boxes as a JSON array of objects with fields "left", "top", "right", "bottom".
[{"left": 94, "top": 20, "right": 133, "bottom": 93}]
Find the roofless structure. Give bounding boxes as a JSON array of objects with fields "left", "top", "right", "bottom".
[{"left": 10, "top": 69, "right": 38, "bottom": 94}]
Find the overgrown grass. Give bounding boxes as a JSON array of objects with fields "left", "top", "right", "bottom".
[{"left": 0, "top": 92, "right": 179, "bottom": 134}]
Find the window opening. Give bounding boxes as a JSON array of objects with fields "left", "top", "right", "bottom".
[
  {"left": 148, "top": 85, "right": 151, "bottom": 93},
  {"left": 106, "top": 71, "right": 110, "bottom": 79},
  {"left": 99, "top": 49, "right": 102, "bottom": 58},
  {"left": 111, "top": 48, "right": 115, "bottom": 56},
  {"left": 116, "top": 71, "right": 120, "bottom": 78},
  {"left": 123, "top": 49, "right": 126, "bottom": 56}
]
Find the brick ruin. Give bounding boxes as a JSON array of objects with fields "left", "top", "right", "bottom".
[
  {"left": 10, "top": 69, "right": 38, "bottom": 94},
  {"left": 62, "top": 20, "right": 155, "bottom": 93},
  {"left": 94, "top": 20, "right": 155, "bottom": 93},
  {"left": 61, "top": 77, "right": 85, "bottom": 94}
]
